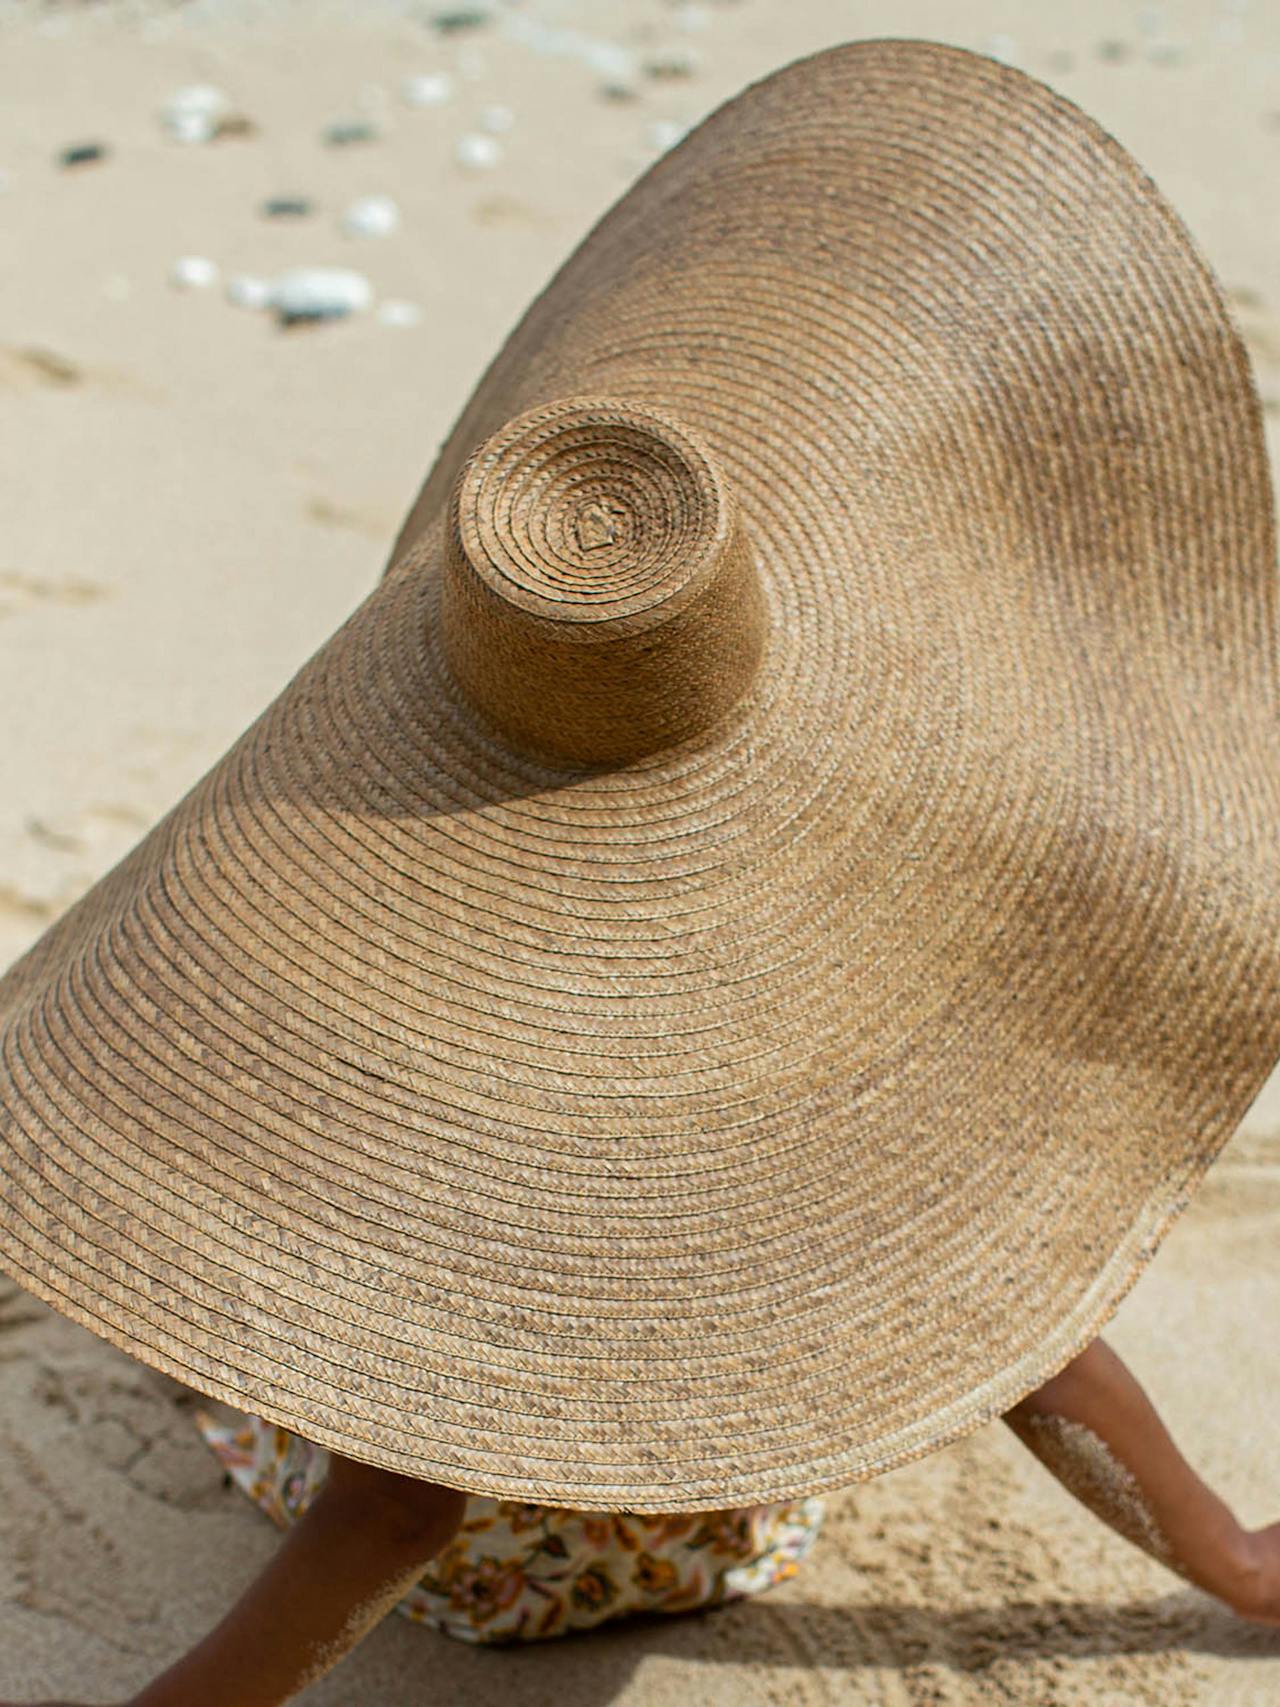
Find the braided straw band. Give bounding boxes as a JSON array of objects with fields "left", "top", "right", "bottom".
[{"left": 439, "top": 398, "right": 766, "bottom": 766}]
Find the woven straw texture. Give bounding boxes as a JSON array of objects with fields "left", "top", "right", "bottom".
[{"left": 1, "top": 39, "right": 1278, "bottom": 1512}]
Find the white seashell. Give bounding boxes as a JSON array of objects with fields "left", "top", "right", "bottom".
[
  {"left": 455, "top": 132, "right": 503, "bottom": 169},
  {"left": 478, "top": 103, "right": 515, "bottom": 133},
  {"left": 269, "top": 268, "right": 373, "bottom": 323},
  {"left": 377, "top": 300, "right": 423, "bottom": 329},
  {"left": 170, "top": 255, "right": 219, "bottom": 290},
  {"left": 341, "top": 193, "right": 401, "bottom": 238},
  {"left": 226, "top": 274, "right": 273, "bottom": 311},
  {"left": 161, "top": 84, "right": 231, "bottom": 144},
  {"left": 501, "top": 15, "right": 635, "bottom": 81},
  {"left": 403, "top": 71, "right": 453, "bottom": 106}
]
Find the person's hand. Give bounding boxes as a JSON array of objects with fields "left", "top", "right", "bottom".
[{"left": 1230, "top": 1521, "right": 1280, "bottom": 1625}]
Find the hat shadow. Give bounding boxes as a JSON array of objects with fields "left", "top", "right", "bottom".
[{"left": 355, "top": 1587, "right": 1279, "bottom": 1704}]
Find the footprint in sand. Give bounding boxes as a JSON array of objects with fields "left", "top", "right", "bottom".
[
  {"left": 0, "top": 345, "right": 83, "bottom": 387},
  {"left": 472, "top": 193, "right": 549, "bottom": 227},
  {"left": 306, "top": 495, "right": 395, "bottom": 538},
  {"left": 0, "top": 567, "right": 109, "bottom": 618},
  {"left": 24, "top": 802, "right": 147, "bottom": 856},
  {"left": 0, "top": 881, "right": 60, "bottom": 924}
]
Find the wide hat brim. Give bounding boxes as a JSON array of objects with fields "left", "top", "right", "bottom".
[{"left": 2, "top": 38, "right": 1278, "bottom": 1512}]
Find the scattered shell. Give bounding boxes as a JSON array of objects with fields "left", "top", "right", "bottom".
[
  {"left": 431, "top": 7, "right": 491, "bottom": 33},
  {"left": 403, "top": 71, "right": 453, "bottom": 106},
  {"left": 645, "top": 118, "right": 690, "bottom": 152},
  {"left": 478, "top": 103, "right": 515, "bottom": 134},
  {"left": 58, "top": 142, "right": 109, "bottom": 169},
  {"left": 377, "top": 300, "right": 423, "bottom": 329},
  {"left": 341, "top": 193, "right": 401, "bottom": 238},
  {"left": 161, "top": 84, "right": 231, "bottom": 144},
  {"left": 170, "top": 255, "right": 219, "bottom": 290},
  {"left": 261, "top": 196, "right": 314, "bottom": 219},
  {"left": 501, "top": 16, "right": 635, "bottom": 82},
  {"left": 322, "top": 120, "right": 380, "bottom": 147},
  {"left": 226, "top": 274, "right": 273, "bottom": 311},
  {"left": 455, "top": 132, "right": 503, "bottom": 169},
  {"left": 269, "top": 267, "right": 373, "bottom": 326}
]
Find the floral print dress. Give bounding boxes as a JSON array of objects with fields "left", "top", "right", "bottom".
[{"left": 193, "top": 1407, "right": 827, "bottom": 1645}]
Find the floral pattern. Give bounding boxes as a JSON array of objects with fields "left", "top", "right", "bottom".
[{"left": 192, "top": 1407, "right": 827, "bottom": 1645}]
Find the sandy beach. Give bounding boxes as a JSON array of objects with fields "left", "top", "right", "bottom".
[{"left": 2, "top": 0, "right": 1280, "bottom": 1700}]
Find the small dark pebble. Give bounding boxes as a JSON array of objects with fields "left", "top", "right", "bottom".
[
  {"left": 214, "top": 113, "right": 257, "bottom": 140},
  {"left": 261, "top": 196, "right": 314, "bottom": 218},
  {"left": 278, "top": 306, "right": 350, "bottom": 329},
  {"left": 1096, "top": 39, "right": 1134, "bottom": 64},
  {"left": 599, "top": 81, "right": 640, "bottom": 103},
  {"left": 58, "top": 142, "right": 109, "bottom": 168},
  {"left": 430, "top": 7, "right": 490, "bottom": 32},
  {"left": 642, "top": 55, "right": 697, "bottom": 81},
  {"left": 19, "top": 347, "right": 81, "bottom": 386},
  {"left": 322, "top": 120, "right": 380, "bottom": 147}
]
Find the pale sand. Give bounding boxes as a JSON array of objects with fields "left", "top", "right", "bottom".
[{"left": 2, "top": 0, "right": 1280, "bottom": 1700}]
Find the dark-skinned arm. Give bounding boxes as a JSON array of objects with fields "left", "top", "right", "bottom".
[
  {"left": 1003, "top": 1337, "right": 1280, "bottom": 1622},
  {"left": 1, "top": 1453, "right": 467, "bottom": 1707}
]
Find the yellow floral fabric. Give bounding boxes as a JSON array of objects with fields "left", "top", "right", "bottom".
[{"left": 193, "top": 1407, "right": 826, "bottom": 1645}]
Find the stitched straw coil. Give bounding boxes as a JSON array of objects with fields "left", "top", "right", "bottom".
[{"left": 1, "top": 39, "right": 1278, "bottom": 1511}]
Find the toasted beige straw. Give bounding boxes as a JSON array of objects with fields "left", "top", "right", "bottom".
[{"left": 1, "top": 38, "right": 1278, "bottom": 1512}]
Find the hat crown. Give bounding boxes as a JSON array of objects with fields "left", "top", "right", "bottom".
[{"left": 438, "top": 396, "right": 766, "bottom": 766}]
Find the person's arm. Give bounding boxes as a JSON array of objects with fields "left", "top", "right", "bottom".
[
  {"left": 0, "top": 1453, "right": 467, "bottom": 1707},
  {"left": 1003, "top": 1337, "right": 1280, "bottom": 1622}
]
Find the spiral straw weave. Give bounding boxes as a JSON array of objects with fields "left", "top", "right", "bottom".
[{"left": 1, "top": 39, "right": 1278, "bottom": 1510}]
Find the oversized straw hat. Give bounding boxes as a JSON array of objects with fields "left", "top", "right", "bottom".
[{"left": 2, "top": 39, "right": 1278, "bottom": 1513}]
